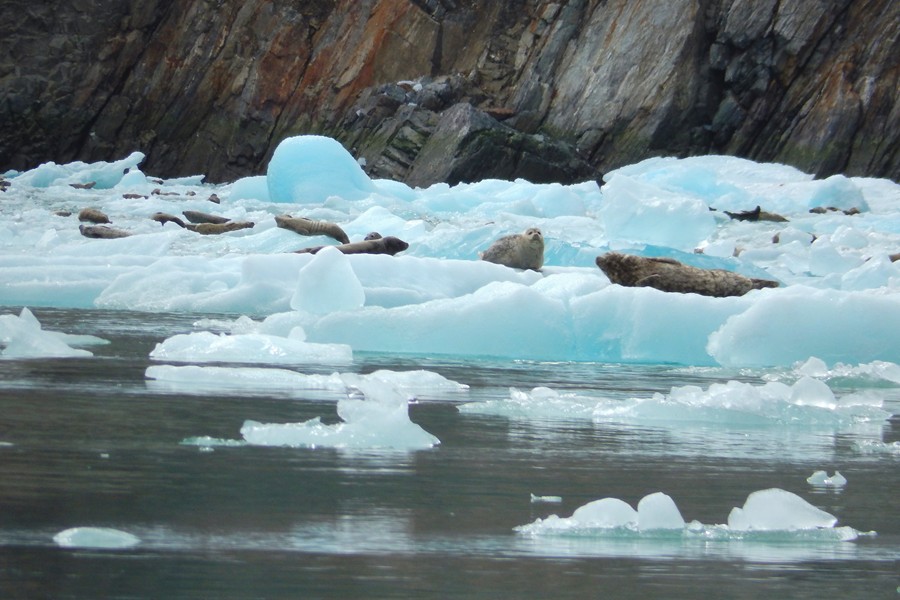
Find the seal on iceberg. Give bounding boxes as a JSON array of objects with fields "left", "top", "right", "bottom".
[
  {"left": 595, "top": 252, "right": 778, "bottom": 297},
  {"left": 275, "top": 214, "right": 350, "bottom": 244},
  {"left": 480, "top": 227, "right": 544, "bottom": 271},
  {"left": 294, "top": 236, "right": 409, "bottom": 256},
  {"left": 79, "top": 224, "right": 131, "bottom": 239},
  {"left": 77, "top": 207, "right": 110, "bottom": 224}
]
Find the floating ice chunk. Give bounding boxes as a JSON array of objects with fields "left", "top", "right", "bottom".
[
  {"left": 789, "top": 376, "right": 836, "bottom": 409},
  {"left": 266, "top": 135, "right": 376, "bottom": 203},
  {"left": 726, "top": 488, "right": 837, "bottom": 531},
  {"left": 637, "top": 492, "right": 685, "bottom": 530},
  {"left": 571, "top": 498, "right": 638, "bottom": 529},
  {"left": 240, "top": 379, "right": 440, "bottom": 450},
  {"left": 0, "top": 307, "right": 95, "bottom": 358},
  {"left": 517, "top": 487, "right": 861, "bottom": 541},
  {"left": 530, "top": 494, "right": 563, "bottom": 504},
  {"left": 53, "top": 527, "right": 140, "bottom": 549},
  {"left": 806, "top": 470, "right": 847, "bottom": 487},
  {"left": 149, "top": 331, "right": 352, "bottom": 366},
  {"left": 291, "top": 246, "right": 365, "bottom": 314}
]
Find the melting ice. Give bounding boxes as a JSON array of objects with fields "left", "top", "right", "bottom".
[
  {"left": 516, "top": 488, "right": 865, "bottom": 542},
  {"left": 1, "top": 135, "right": 899, "bottom": 367}
]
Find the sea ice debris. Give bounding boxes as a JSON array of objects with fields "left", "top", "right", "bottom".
[{"left": 53, "top": 527, "right": 140, "bottom": 549}]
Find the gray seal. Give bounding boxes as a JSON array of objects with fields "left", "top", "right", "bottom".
[
  {"left": 79, "top": 224, "right": 131, "bottom": 239},
  {"left": 595, "top": 252, "right": 778, "bottom": 297},
  {"left": 480, "top": 227, "right": 544, "bottom": 271}
]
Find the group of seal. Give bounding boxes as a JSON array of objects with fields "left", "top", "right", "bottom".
[{"left": 595, "top": 252, "right": 779, "bottom": 297}]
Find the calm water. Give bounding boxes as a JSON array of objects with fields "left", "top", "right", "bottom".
[{"left": 0, "top": 308, "right": 898, "bottom": 599}]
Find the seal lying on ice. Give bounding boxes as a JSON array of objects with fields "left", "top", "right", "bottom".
[
  {"left": 294, "top": 236, "right": 409, "bottom": 256},
  {"left": 480, "top": 227, "right": 544, "bottom": 271},
  {"left": 275, "top": 215, "right": 350, "bottom": 245},
  {"left": 595, "top": 252, "right": 778, "bottom": 297}
]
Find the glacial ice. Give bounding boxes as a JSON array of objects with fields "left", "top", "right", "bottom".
[
  {"left": 516, "top": 488, "right": 862, "bottom": 542},
  {"left": 1, "top": 135, "right": 899, "bottom": 368},
  {"left": 457, "top": 376, "right": 891, "bottom": 429},
  {"left": 53, "top": 527, "right": 141, "bottom": 549},
  {"left": 0, "top": 307, "right": 104, "bottom": 358},
  {"left": 807, "top": 470, "right": 847, "bottom": 487},
  {"left": 178, "top": 369, "right": 456, "bottom": 450}
]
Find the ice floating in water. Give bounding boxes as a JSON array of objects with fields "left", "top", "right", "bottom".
[
  {"left": 149, "top": 330, "right": 352, "bottom": 366},
  {"left": 516, "top": 488, "right": 862, "bottom": 542},
  {"left": 147, "top": 365, "right": 467, "bottom": 398},
  {"left": 0, "top": 307, "right": 106, "bottom": 358},
  {"left": 458, "top": 377, "right": 891, "bottom": 429},
  {"left": 530, "top": 494, "right": 563, "bottom": 504},
  {"left": 53, "top": 527, "right": 140, "bottom": 549},
  {"left": 807, "top": 470, "right": 847, "bottom": 487},
  {"left": 791, "top": 356, "right": 900, "bottom": 385},
  {"left": 853, "top": 439, "right": 900, "bottom": 455},
  {"left": 291, "top": 246, "right": 365, "bottom": 314},
  {"left": 183, "top": 370, "right": 442, "bottom": 451}
]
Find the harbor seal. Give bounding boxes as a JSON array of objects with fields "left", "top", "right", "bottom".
[
  {"left": 294, "top": 236, "right": 409, "bottom": 256},
  {"left": 275, "top": 215, "right": 350, "bottom": 244},
  {"left": 78, "top": 207, "right": 111, "bottom": 224},
  {"left": 79, "top": 224, "right": 131, "bottom": 239},
  {"left": 182, "top": 210, "right": 229, "bottom": 225},
  {"left": 150, "top": 212, "right": 253, "bottom": 234},
  {"left": 480, "top": 227, "right": 544, "bottom": 271},
  {"left": 595, "top": 252, "right": 778, "bottom": 297}
]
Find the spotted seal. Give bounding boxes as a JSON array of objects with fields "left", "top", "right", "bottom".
[
  {"left": 78, "top": 207, "right": 111, "bottom": 224},
  {"left": 294, "top": 236, "right": 409, "bottom": 256},
  {"left": 275, "top": 215, "right": 350, "bottom": 245},
  {"left": 480, "top": 227, "right": 544, "bottom": 271},
  {"left": 595, "top": 252, "right": 778, "bottom": 297},
  {"left": 79, "top": 224, "right": 131, "bottom": 239}
]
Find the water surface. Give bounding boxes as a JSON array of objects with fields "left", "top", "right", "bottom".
[{"left": 1, "top": 309, "right": 897, "bottom": 599}]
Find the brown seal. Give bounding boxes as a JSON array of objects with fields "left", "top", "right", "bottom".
[
  {"left": 275, "top": 215, "right": 350, "bottom": 244},
  {"left": 294, "top": 236, "right": 409, "bottom": 256},
  {"left": 480, "top": 227, "right": 544, "bottom": 271},
  {"left": 79, "top": 224, "right": 131, "bottom": 239},
  {"left": 595, "top": 252, "right": 778, "bottom": 297},
  {"left": 78, "top": 207, "right": 111, "bottom": 224},
  {"left": 724, "top": 206, "right": 788, "bottom": 222},
  {"left": 182, "top": 210, "right": 229, "bottom": 225},
  {"left": 190, "top": 221, "right": 254, "bottom": 235}
]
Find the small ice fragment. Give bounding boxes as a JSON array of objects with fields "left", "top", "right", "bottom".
[
  {"left": 636, "top": 492, "right": 685, "bottom": 530},
  {"left": 530, "top": 493, "right": 563, "bottom": 504},
  {"left": 807, "top": 470, "right": 847, "bottom": 487},
  {"left": 727, "top": 488, "right": 837, "bottom": 531},
  {"left": 53, "top": 527, "right": 140, "bottom": 549}
]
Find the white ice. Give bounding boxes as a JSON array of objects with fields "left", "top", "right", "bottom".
[
  {"left": 806, "top": 470, "right": 847, "bottom": 487},
  {"left": 180, "top": 370, "right": 446, "bottom": 451},
  {"left": 457, "top": 376, "right": 891, "bottom": 429},
  {"left": 2, "top": 136, "right": 899, "bottom": 368},
  {"left": 516, "top": 488, "right": 862, "bottom": 541},
  {"left": 53, "top": 526, "right": 141, "bottom": 549},
  {"left": 0, "top": 307, "right": 106, "bottom": 358}
]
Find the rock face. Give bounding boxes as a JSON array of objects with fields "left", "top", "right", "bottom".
[{"left": 1, "top": 0, "right": 897, "bottom": 184}]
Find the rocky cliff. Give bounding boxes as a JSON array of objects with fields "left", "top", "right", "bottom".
[{"left": 1, "top": 0, "right": 897, "bottom": 184}]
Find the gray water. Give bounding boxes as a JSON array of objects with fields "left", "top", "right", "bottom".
[{"left": 0, "top": 308, "right": 898, "bottom": 599}]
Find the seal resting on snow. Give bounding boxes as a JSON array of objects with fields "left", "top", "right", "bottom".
[
  {"left": 595, "top": 252, "right": 778, "bottom": 297},
  {"left": 275, "top": 215, "right": 350, "bottom": 244},
  {"left": 480, "top": 227, "right": 544, "bottom": 271},
  {"left": 151, "top": 212, "right": 253, "bottom": 234},
  {"left": 294, "top": 236, "right": 409, "bottom": 256},
  {"left": 182, "top": 210, "right": 229, "bottom": 225}
]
